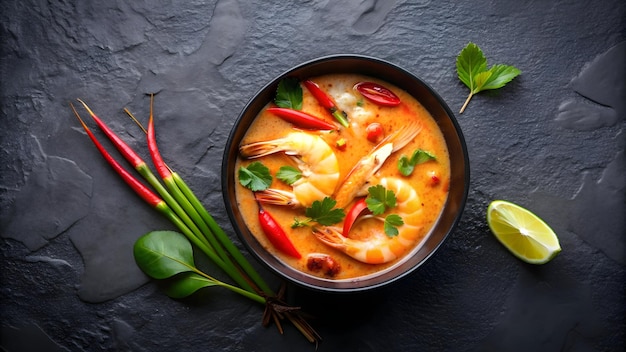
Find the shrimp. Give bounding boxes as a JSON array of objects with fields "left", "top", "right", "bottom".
[
  {"left": 333, "top": 121, "right": 421, "bottom": 208},
  {"left": 239, "top": 131, "right": 339, "bottom": 208},
  {"left": 312, "top": 177, "right": 423, "bottom": 264}
]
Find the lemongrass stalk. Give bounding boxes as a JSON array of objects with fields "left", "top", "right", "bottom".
[
  {"left": 145, "top": 96, "right": 233, "bottom": 266},
  {"left": 130, "top": 98, "right": 273, "bottom": 295},
  {"left": 73, "top": 101, "right": 320, "bottom": 344},
  {"left": 70, "top": 103, "right": 215, "bottom": 263},
  {"left": 172, "top": 172, "right": 274, "bottom": 295},
  {"left": 76, "top": 100, "right": 260, "bottom": 294},
  {"left": 77, "top": 99, "right": 215, "bottom": 254}
]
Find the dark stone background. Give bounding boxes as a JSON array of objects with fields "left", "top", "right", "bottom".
[{"left": 1, "top": 0, "right": 624, "bottom": 351}]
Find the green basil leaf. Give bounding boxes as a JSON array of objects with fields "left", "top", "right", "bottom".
[
  {"left": 163, "top": 272, "right": 219, "bottom": 298},
  {"left": 456, "top": 42, "right": 520, "bottom": 113},
  {"left": 481, "top": 64, "right": 522, "bottom": 90},
  {"left": 398, "top": 155, "right": 414, "bottom": 177},
  {"left": 456, "top": 42, "right": 488, "bottom": 91},
  {"left": 133, "top": 230, "right": 196, "bottom": 279},
  {"left": 410, "top": 149, "right": 437, "bottom": 165},
  {"left": 473, "top": 70, "right": 493, "bottom": 93}
]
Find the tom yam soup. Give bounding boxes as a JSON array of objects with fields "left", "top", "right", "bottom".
[{"left": 235, "top": 73, "right": 450, "bottom": 280}]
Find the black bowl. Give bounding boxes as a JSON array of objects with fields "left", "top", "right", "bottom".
[{"left": 222, "top": 55, "right": 469, "bottom": 292}]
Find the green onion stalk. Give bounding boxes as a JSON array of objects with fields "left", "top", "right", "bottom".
[{"left": 71, "top": 98, "right": 319, "bottom": 344}]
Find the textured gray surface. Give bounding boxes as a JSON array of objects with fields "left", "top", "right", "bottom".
[{"left": 1, "top": 0, "right": 624, "bottom": 351}]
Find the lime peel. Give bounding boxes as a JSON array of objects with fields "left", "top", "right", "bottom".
[{"left": 487, "top": 200, "right": 561, "bottom": 264}]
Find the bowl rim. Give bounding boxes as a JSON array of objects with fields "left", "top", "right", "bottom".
[{"left": 222, "top": 54, "right": 470, "bottom": 293}]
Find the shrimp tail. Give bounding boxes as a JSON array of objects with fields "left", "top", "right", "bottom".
[
  {"left": 239, "top": 139, "right": 285, "bottom": 159},
  {"left": 255, "top": 189, "right": 301, "bottom": 208},
  {"left": 312, "top": 227, "right": 348, "bottom": 252}
]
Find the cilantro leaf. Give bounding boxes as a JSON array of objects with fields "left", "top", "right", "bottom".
[
  {"left": 238, "top": 162, "right": 272, "bottom": 191},
  {"left": 292, "top": 197, "right": 345, "bottom": 227},
  {"left": 457, "top": 42, "right": 521, "bottom": 114},
  {"left": 366, "top": 185, "right": 397, "bottom": 215},
  {"left": 276, "top": 166, "right": 302, "bottom": 185},
  {"left": 398, "top": 149, "right": 437, "bottom": 176},
  {"left": 275, "top": 78, "right": 303, "bottom": 110},
  {"left": 305, "top": 197, "right": 345, "bottom": 225},
  {"left": 383, "top": 214, "right": 404, "bottom": 237}
]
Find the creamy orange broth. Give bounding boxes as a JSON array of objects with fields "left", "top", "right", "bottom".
[{"left": 235, "top": 74, "right": 450, "bottom": 280}]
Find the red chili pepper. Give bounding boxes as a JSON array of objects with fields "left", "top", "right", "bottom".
[
  {"left": 342, "top": 198, "right": 370, "bottom": 236},
  {"left": 146, "top": 94, "right": 172, "bottom": 180},
  {"left": 267, "top": 107, "right": 335, "bottom": 130},
  {"left": 303, "top": 80, "right": 334, "bottom": 109},
  {"left": 257, "top": 205, "right": 301, "bottom": 258},
  {"left": 354, "top": 82, "right": 401, "bottom": 107},
  {"left": 303, "top": 80, "right": 350, "bottom": 128},
  {"left": 77, "top": 99, "right": 146, "bottom": 169},
  {"left": 70, "top": 103, "right": 163, "bottom": 208}
]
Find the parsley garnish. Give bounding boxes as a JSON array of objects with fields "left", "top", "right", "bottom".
[
  {"left": 365, "top": 184, "right": 396, "bottom": 215},
  {"left": 292, "top": 197, "right": 345, "bottom": 228},
  {"left": 365, "top": 185, "right": 404, "bottom": 237},
  {"left": 398, "top": 149, "right": 436, "bottom": 176},
  {"left": 383, "top": 214, "right": 404, "bottom": 237},
  {"left": 274, "top": 78, "right": 303, "bottom": 110},
  {"left": 238, "top": 162, "right": 272, "bottom": 191},
  {"left": 276, "top": 166, "right": 302, "bottom": 185},
  {"left": 457, "top": 42, "right": 521, "bottom": 113}
]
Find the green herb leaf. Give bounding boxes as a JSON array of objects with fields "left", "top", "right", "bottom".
[
  {"left": 276, "top": 166, "right": 302, "bottom": 185},
  {"left": 456, "top": 42, "right": 488, "bottom": 90},
  {"left": 383, "top": 214, "right": 404, "bottom": 237},
  {"left": 399, "top": 149, "right": 437, "bottom": 176},
  {"left": 134, "top": 232, "right": 226, "bottom": 299},
  {"left": 366, "top": 185, "right": 397, "bottom": 215},
  {"left": 294, "top": 197, "right": 345, "bottom": 227},
  {"left": 163, "top": 272, "right": 219, "bottom": 298},
  {"left": 481, "top": 64, "right": 522, "bottom": 90},
  {"left": 457, "top": 42, "right": 521, "bottom": 113},
  {"left": 133, "top": 230, "right": 196, "bottom": 279},
  {"left": 291, "top": 217, "right": 311, "bottom": 228},
  {"left": 411, "top": 149, "right": 437, "bottom": 165},
  {"left": 238, "top": 161, "right": 272, "bottom": 191},
  {"left": 398, "top": 156, "right": 415, "bottom": 177},
  {"left": 275, "top": 78, "right": 303, "bottom": 110},
  {"left": 306, "top": 197, "right": 345, "bottom": 225}
]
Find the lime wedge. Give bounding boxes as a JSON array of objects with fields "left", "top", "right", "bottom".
[{"left": 487, "top": 200, "right": 561, "bottom": 264}]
